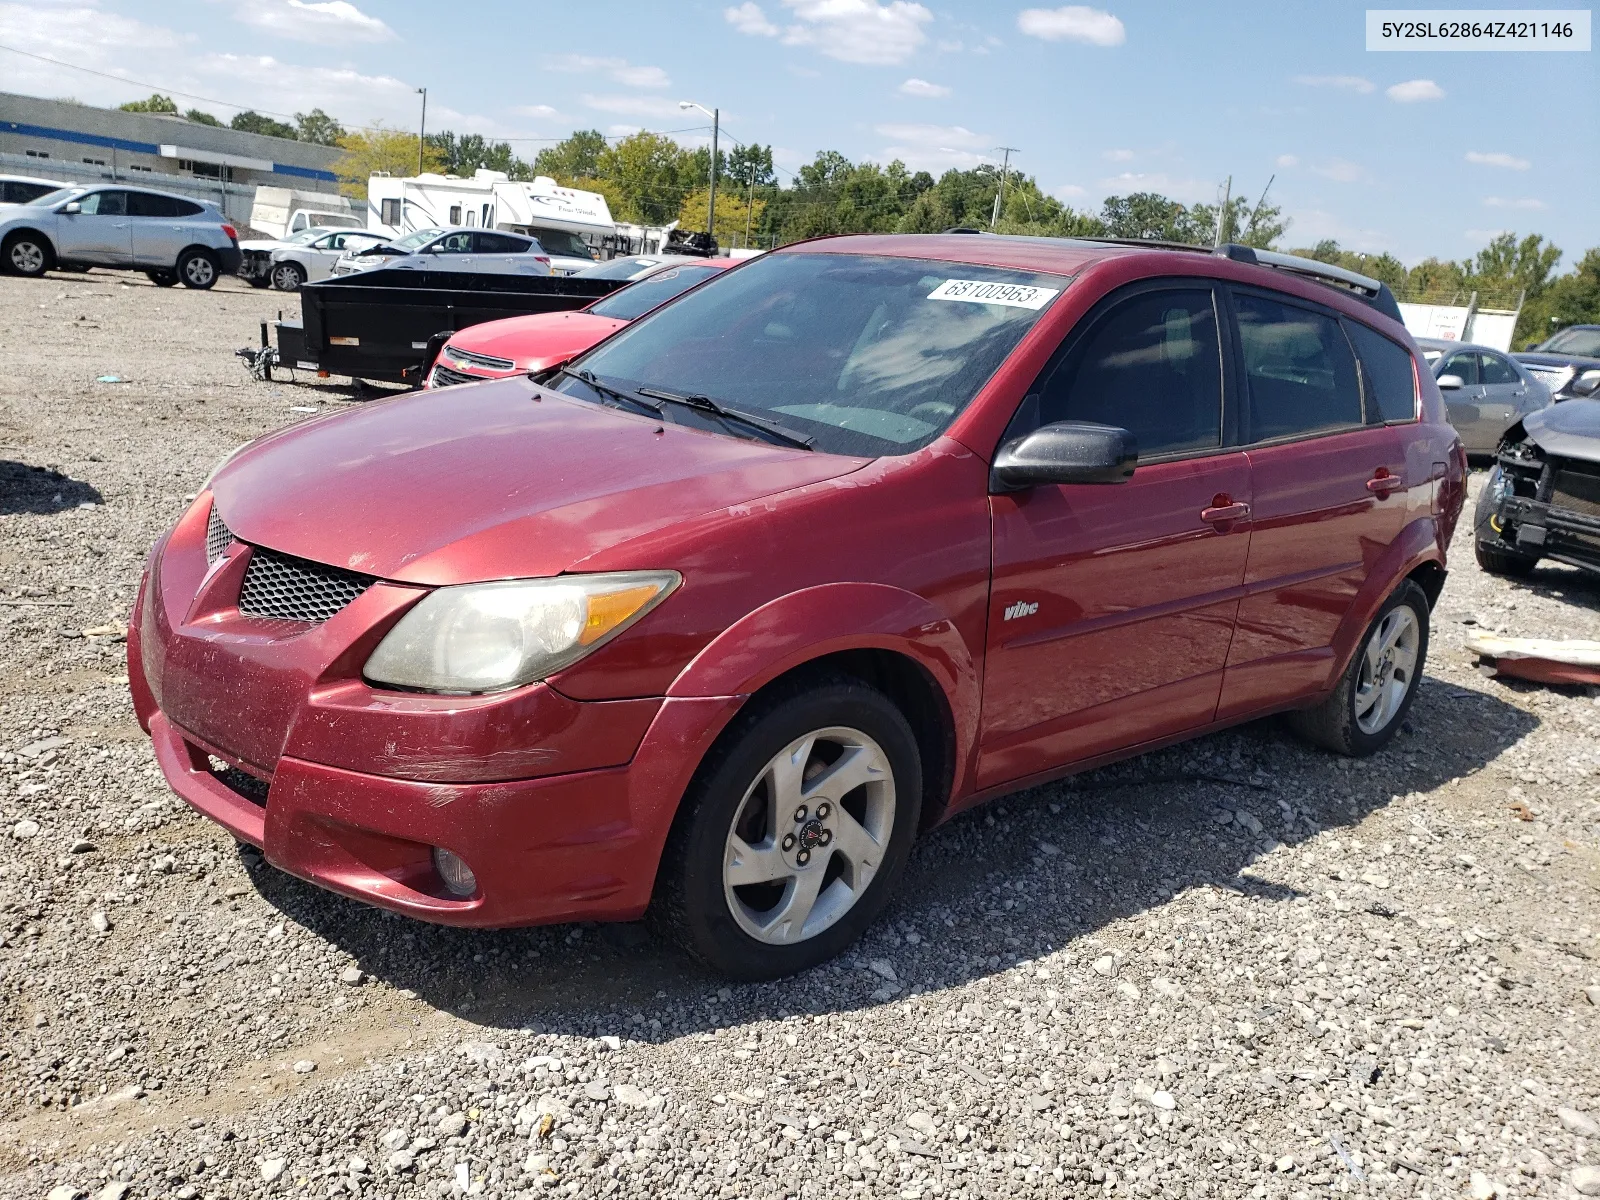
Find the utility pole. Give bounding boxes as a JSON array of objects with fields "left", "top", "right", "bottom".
[
  {"left": 744, "top": 160, "right": 756, "bottom": 249},
  {"left": 1214, "top": 175, "right": 1231, "bottom": 246},
  {"left": 416, "top": 87, "right": 427, "bottom": 176},
  {"left": 1242, "top": 175, "right": 1275, "bottom": 246},
  {"left": 708, "top": 107, "right": 720, "bottom": 241},
  {"left": 989, "top": 146, "right": 1018, "bottom": 230}
]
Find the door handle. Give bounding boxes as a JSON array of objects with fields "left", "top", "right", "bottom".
[
  {"left": 1366, "top": 472, "right": 1404, "bottom": 494},
  {"left": 1201, "top": 501, "right": 1250, "bottom": 524}
]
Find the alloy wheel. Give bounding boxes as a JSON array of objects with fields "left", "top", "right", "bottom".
[
  {"left": 1354, "top": 605, "right": 1420, "bottom": 735},
  {"left": 271, "top": 264, "right": 302, "bottom": 291},
  {"left": 721, "top": 726, "right": 896, "bottom": 945},
  {"left": 9, "top": 241, "right": 44, "bottom": 274},
  {"left": 184, "top": 255, "right": 216, "bottom": 287}
]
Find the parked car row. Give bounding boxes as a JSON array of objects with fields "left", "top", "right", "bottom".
[
  {"left": 134, "top": 234, "right": 1469, "bottom": 978},
  {"left": 239, "top": 226, "right": 388, "bottom": 291}
]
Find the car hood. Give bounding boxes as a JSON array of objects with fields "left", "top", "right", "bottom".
[
  {"left": 447, "top": 312, "right": 626, "bottom": 368},
  {"left": 1523, "top": 398, "right": 1600, "bottom": 462},
  {"left": 211, "top": 376, "right": 867, "bottom": 586},
  {"left": 239, "top": 238, "right": 293, "bottom": 253}
]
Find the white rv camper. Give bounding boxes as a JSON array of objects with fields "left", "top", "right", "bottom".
[{"left": 365, "top": 170, "right": 617, "bottom": 274}]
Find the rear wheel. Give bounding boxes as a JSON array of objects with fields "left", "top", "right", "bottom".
[
  {"left": 652, "top": 678, "right": 921, "bottom": 980},
  {"left": 178, "top": 248, "right": 219, "bottom": 289},
  {"left": 1475, "top": 540, "right": 1538, "bottom": 577},
  {"left": 3, "top": 232, "right": 51, "bottom": 277},
  {"left": 1289, "top": 580, "right": 1429, "bottom": 757},
  {"left": 270, "top": 261, "right": 306, "bottom": 292}
]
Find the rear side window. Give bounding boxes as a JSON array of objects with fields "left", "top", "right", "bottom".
[
  {"left": 1034, "top": 288, "right": 1223, "bottom": 457},
  {"left": 1345, "top": 321, "right": 1418, "bottom": 423},
  {"left": 476, "top": 232, "right": 525, "bottom": 253},
  {"left": 1234, "top": 293, "right": 1361, "bottom": 441},
  {"left": 1478, "top": 352, "right": 1518, "bottom": 385},
  {"left": 128, "top": 192, "right": 177, "bottom": 217}
]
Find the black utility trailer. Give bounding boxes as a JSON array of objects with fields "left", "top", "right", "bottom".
[{"left": 270, "top": 268, "right": 624, "bottom": 385}]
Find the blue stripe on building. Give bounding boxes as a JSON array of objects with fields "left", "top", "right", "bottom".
[{"left": 3, "top": 121, "right": 339, "bottom": 182}]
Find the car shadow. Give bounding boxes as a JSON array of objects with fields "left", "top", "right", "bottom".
[
  {"left": 1498, "top": 560, "right": 1600, "bottom": 613},
  {"left": 0, "top": 460, "right": 103, "bottom": 515},
  {"left": 240, "top": 671, "right": 1537, "bottom": 1043}
]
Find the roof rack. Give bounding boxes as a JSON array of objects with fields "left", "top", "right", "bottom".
[{"left": 1214, "top": 244, "right": 1404, "bottom": 323}]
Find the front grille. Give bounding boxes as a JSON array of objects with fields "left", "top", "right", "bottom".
[
  {"left": 208, "top": 755, "right": 270, "bottom": 807},
  {"left": 446, "top": 346, "right": 516, "bottom": 371},
  {"left": 238, "top": 547, "right": 375, "bottom": 623},
  {"left": 430, "top": 364, "right": 481, "bottom": 388},
  {"left": 1551, "top": 468, "right": 1600, "bottom": 519},
  {"left": 206, "top": 504, "right": 232, "bottom": 564}
]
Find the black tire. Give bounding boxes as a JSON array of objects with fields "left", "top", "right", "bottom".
[
  {"left": 1289, "top": 579, "right": 1430, "bottom": 757},
  {"left": 651, "top": 676, "right": 922, "bottom": 980},
  {"left": 177, "top": 248, "right": 219, "bottom": 290},
  {"left": 3, "top": 231, "right": 52, "bottom": 278},
  {"left": 270, "top": 261, "right": 306, "bottom": 292},
  {"left": 146, "top": 270, "right": 178, "bottom": 287},
  {"left": 1474, "top": 539, "right": 1538, "bottom": 577},
  {"left": 247, "top": 275, "right": 271, "bottom": 289}
]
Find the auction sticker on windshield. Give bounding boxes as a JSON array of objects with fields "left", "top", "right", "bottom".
[{"left": 927, "top": 279, "right": 1060, "bottom": 309}]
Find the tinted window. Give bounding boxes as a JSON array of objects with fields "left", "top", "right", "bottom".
[
  {"left": 1478, "top": 352, "right": 1518, "bottom": 385},
  {"left": 174, "top": 198, "right": 204, "bottom": 217},
  {"left": 435, "top": 232, "right": 473, "bottom": 253},
  {"left": 590, "top": 265, "right": 726, "bottom": 321},
  {"left": 78, "top": 190, "right": 128, "bottom": 216},
  {"left": 476, "top": 232, "right": 527, "bottom": 253},
  {"left": 1033, "top": 289, "right": 1223, "bottom": 457},
  {"left": 525, "top": 226, "right": 595, "bottom": 259},
  {"left": 1345, "top": 320, "right": 1418, "bottom": 423},
  {"left": 127, "top": 192, "right": 178, "bottom": 217},
  {"left": 1235, "top": 293, "right": 1361, "bottom": 441},
  {"left": 6, "top": 180, "right": 56, "bottom": 203},
  {"left": 1440, "top": 352, "right": 1478, "bottom": 385},
  {"left": 559, "top": 253, "right": 1064, "bottom": 457}
]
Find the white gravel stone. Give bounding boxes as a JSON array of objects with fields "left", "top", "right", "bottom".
[
  {"left": 12, "top": 818, "right": 40, "bottom": 839},
  {"left": 259, "top": 1158, "right": 286, "bottom": 1183},
  {"left": 1575, "top": 1166, "right": 1600, "bottom": 1196},
  {"left": 291, "top": 1059, "right": 316, "bottom": 1074},
  {"left": 1560, "top": 1106, "right": 1600, "bottom": 1137}
]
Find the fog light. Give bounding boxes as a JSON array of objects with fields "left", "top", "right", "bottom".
[{"left": 431, "top": 847, "right": 477, "bottom": 898}]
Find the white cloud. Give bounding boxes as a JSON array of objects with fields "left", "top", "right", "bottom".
[
  {"left": 1291, "top": 209, "right": 1391, "bottom": 254},
  {"left": 1311, "top": 158, "right": 1366, "bottom": 183},
  {"left": 234, "top": 0, "right": 395, "bottom": 43},
  {"left": 1465, "top": 150, "right": 1530, "bottom": 170},
  {"left": 874, "top": 121, "right": 991, "bottom": 171},
  {"left": 766, "top": 0, "right": 933, "bottom": 65},
  {"left": 579, "top": 93, "right": 688, "bottom": 119},
  {"left": 512, "top": 104, "right": 564, "bottom": 120},
  {"left": 723, "top": 1, "right": 780, "bottom": 36},
  {"left": 545, "top": 54, "right": 669, "bottom": 89},
  {"left": 1386, "top": 78, "right": 1444, "bottom": 102},
  {"left": 1275, "top": 153, "right": 1299, "bottom": 168},
  {"left": 1102, "top": 148, "right": 1134, "bottom": 162},
  {"left": 1291, "top": 74, "right": 1375, "bottom": 94},
  {"left": 1017, "top": 5, "right": 1125, "bottom": 45},
  {"left": 1053, "top": 183, "right": 1087, "bottom": 199},
  {"left": 1096, "top": 171, "right": 1214, "bottom": 204},
  {"left": 1465, "top": 227, "right": 1510, "bottom": 242},
  {"left": 936, "top": 37, "right": 963, "bottom": 51},
  {"left": 1483, "top": 196, "right": 1546, "bottom": 210},
  {"left": 899, "top": 77, "right": 950, "bottom": 97}
]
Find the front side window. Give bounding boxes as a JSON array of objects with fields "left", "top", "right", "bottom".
[
  {"left": 1031, "top": 288, "right": 1223, "bottom": 458},
  {"left": 1440, "top": 352, "right": 1479, "bottom": 385},
  {"left": 1344, "top": 320, "right": 1417, "bottom": 423},
  {"left": 434, "top": 232, "right": 474, "bottom": 253},
  {"left": 1478, "top": 352, "right": 1518, "bottom": 385},
  {"left": 78, "top": 190, "right": 127, "bottom": 216},
  {"left": 1234, "top": 292, "right": 1361, "bottom": 441},
  {"left": 527, "top": 226, "right": 595, "bottom": 260},
  {"left": 557, "top": 252, "right": 1066, "bottom": 457},
  {"left": 589, "top": 264, "right": 726, "bottom": 321}
]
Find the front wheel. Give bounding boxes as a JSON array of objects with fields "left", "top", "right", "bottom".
[
  {"left": 178, "top": 249, "right": 219, "bottom": 289},
  {"left": 652, "top": 678, "right": 921, "bottom": 980},
  {"left": 270, "top": 261, "right": 305, "bottom": 292},
  {"left": 1475, "top": 540, "right": 1538, "bottom": 577},
  {"left": 1289, "top": 579, "right": 1429, "bottom": 757},
  {"left": 3, "top": 233, "right": 51, "bottom": 277}
]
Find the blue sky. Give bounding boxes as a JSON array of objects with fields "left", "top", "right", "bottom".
[{"left": 1, "top": 0, "right": 1594, "bottom": 265}]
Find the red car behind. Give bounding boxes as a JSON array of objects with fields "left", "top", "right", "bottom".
[
  {"left": 426, "top": 256, "right": 735, "bottom": 387},
  {"left": 131, "top": 233, "right": 1465, "bottom": 979}
]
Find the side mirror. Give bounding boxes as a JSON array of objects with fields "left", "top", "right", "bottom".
[
  {"left": 1437, "top": 374, "right": 1465, "bottom": 391},
  {"left": 60, "top": 201, "right": 81, "bottom": 215},
  {"left": 1572, "top": 369, "right": 1600, "bottom": 397},
  {"left": 992, "top": 421, "right": 1138, "bottom": 491}
]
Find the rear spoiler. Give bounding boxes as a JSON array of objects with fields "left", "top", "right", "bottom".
[{"left": 1214, "top": 244, "right": 1404, "bottom": 324}]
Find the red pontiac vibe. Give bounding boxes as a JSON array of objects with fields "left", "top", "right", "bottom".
[
  {"left": 130, "top": 234, "right": 1466, "bottom": 979},
  {"left": 425, "top": 256, "right": 736, "bottom": 386}
]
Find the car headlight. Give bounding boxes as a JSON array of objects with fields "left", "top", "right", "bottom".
[
  {"left": 1486, "top": 465, "right": 1512, "bottom": 506},
  {"left": 363, "top": 571, "right": 681, "bottom": 693}
]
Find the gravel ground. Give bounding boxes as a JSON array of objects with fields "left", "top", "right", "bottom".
[{"left": 2, "top": 269, "right": 1600, "bottom": 1200}]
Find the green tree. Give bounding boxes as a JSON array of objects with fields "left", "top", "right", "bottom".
[
  {"left": 1463, "top": 232, "right": 1562, "bottom": 306},
  {"left": 1099, "top": 192, "right": 1205, "bottom": 242},
  {"left": 295, "top": 109, "right": 345, "bottom": 146},
  {"left": 119, "top": 93, "right": 177, "bottom": 114},
  {"left": 727, "top": 143, "right": 776, "bottom": 189},
  {"left": 594, "top": 131, "right": 695, "bottom": 225},
  {"left": 426, "top": 131, "right": 528, "bottom": 179},
  {"left": 334, "top": 125, "right": 445, "bottom": 200},
  {"left": 1514, "top": 247, "right": 1600, "bottom": 346},
  {"left": 230, "top": 110, "right": 298, "bottom": 140},
  {"left": 532, "top": 130, "right": 608, "bottom": 182},
  {"left": 184, "top": 108, "right": 222, "bottom": 127}
]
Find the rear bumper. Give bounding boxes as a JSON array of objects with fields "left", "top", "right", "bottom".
[{"left": 216, "top": 246, "right": 243, "bottom": 274}]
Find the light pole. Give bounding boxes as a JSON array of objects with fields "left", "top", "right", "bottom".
[
  {"left": 416, "top": 87, "right": 428, "bottom": 176},
  {"left": 679, "top": 100, "right": 719, "bottom": 241}
]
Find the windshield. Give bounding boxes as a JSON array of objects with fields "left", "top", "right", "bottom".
[
  {"left": 1540, "top": 327, "right": 1600, "bottom": 357},
  {"left": 589, "top": 264, "right": 726, "bottom": 321},
  {"left": 387, "top": 228, "right": 444, "bottom": 252},
  {"left": 30, "top": 186, "right": 87, "bottom": 207},
  {"left": 285, "top": 228, "right": 325, "bottom": 244},
  {"left": 557, "top": 252, "right": 1067, "bottom": 457},
  {"left": 526, "top": 226, "right": 595, "bottom": 260}
]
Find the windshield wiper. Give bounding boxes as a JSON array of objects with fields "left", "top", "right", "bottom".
[
  {"left": 556, "top": 367, "right": 667, "bottom": 419},
  {"left": 635, "top": 387, "right": 814, "bottom": 451}
]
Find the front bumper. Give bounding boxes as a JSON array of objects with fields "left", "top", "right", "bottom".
[
  {"left": 238, "top": 249, "right": 272, "bottom": 282},
  {"left": 129, "top": 495, "right": 742, "bottom": 926},
  {"left": 1478, "top": 488, "right": 1600, "bottom": 573}
]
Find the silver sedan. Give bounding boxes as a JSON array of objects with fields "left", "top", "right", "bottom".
[{"left": 1416, "top": 337, "right": 1552, "bottom": 456}]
